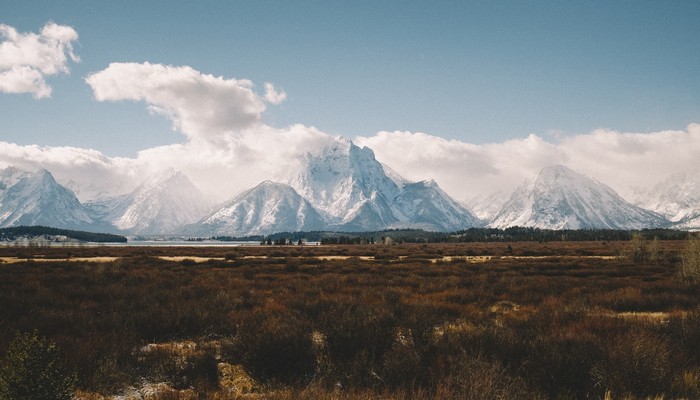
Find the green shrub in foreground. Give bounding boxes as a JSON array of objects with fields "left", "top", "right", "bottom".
[{"left": 0, "top": 331, "right": 76, "bottom": 400}]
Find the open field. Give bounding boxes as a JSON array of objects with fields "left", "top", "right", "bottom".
[{"left": 1, "top": 241, "right": 699, "bottom": 399}]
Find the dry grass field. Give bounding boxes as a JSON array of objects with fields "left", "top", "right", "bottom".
[{"left": 0, "top": 240, "right": 699, "bottom": 399}]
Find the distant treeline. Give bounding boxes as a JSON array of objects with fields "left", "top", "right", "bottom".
[
  {"left": 0, "top": 226, "right": 128, "bottom": 243},
  {"left": 213, "top": 227, "right": 692, "bottom": 244}
]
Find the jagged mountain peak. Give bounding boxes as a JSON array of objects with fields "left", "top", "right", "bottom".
[
  {"left": 490, "top": 165, "right": 668, "bottom": 230},
  {"left": 466, "top": 190, "right": 509, "bottom": 222},
  {"left": 381, "top": 163, "right": 410, "bottom": 188},
  {"left": 283, "top": 135, "right": 482, "bottom": 232},
  {"left": 87, "top": 170, "right": 212, "bottom": 234},
  {"left": 196, "top": 180, "right": 325, "bottom": 236},
  {"left": 641, "top": 168, "right": 700, "bottom": 229},
  {"left": 539, "top": 164, "right": 575, "bottom": 178},
  {"left": 534, "top": 165, "right": 598, "bottom": 192},
  {"left": 0, "top": 168, "right": 95, "bottom": 229},
  {"left": 0, "top": 165, "right": 27, "bottom": 176},
  {"left": 393, "top": 179, "right": 481, "bottom": 231},
  {"left": 0, "top": 166, "right": 31, "bottom": 193},
  {"left": 288, "top": 136, "right": 401, "bottom": 228}
]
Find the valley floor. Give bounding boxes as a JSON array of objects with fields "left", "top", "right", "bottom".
[{"left": 0, "top": 241, "right": 699, "bottom": 399}]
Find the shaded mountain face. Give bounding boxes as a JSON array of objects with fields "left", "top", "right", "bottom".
[
  {"left": 489, "top": 165, "right": 669, "bottom": 230},
  {"left": 86, "top": 170, "right": 212, "bottom": 234},
  {"left": 394, "top": 180, "right": 481, "bottom": 232},
  {"left": 196, "top": 180, "right": 325, "bottom": 236},
  {"left": 641, "top": 169, "right": 700, "bottom": 229},
  {"left": 466, "top": 190, "right": 508, "bottom": 222},
  {"left": 0, "top": 168, "right": 96, "bottom": 230}
]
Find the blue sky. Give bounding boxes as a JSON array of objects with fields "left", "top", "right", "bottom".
[{"left": 2, "top": 1, "right": 699, "bottom": 157}]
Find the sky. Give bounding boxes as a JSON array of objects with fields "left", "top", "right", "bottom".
[{"left": 1, "top": 1, "right": 700, "bottom": 205}]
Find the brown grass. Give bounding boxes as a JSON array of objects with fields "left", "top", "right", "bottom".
[{"left": 0, "top": 240, "right": 698, "bottom": 399}]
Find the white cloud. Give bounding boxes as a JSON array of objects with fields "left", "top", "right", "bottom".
[
  {"left": 77, "top": 63, "right": 330, "bottom": 201},
  {"left": 356, "top": 125, "right": 700, "bottom": 203},
  {"left": 85, "top": 62, "right": 273, "bottom": 143},
  {"left": 0, "top": 22, "right": 79, "bottom": 98},
  {"left": 129, "top": 123, "right": 330, "bottom": 201},
  {"left": 0, "top": 142, "right": 137, "bottom": 199},
  {"left": 0, "top": 122, "right": 331, "bottom": 203},
  {"left": 263, "top": 82, "right": 287, "bottom": 105}
]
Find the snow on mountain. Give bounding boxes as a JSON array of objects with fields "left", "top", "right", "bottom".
[
  {"left": 640, "top": 169, "right": 700, "bottom": 229},
  {"left": 87, "top": 170, "right": 212, "bottom": 234},
  {"left": 381, "top": 163, "right": 411, "bottom": 188},
  {"left": 0, "top": 168, "right": 97, "bottom": 229},
  {"left": 466, "top": 190, "right": 508, "bottom": 222},
  {"left": 284, "top": 136, "right": 480, "bottom": 232},
  {"left": 489, "top": 165, "right": 669, "bottom": 230},
  {"left": 0, "top": 166, "right": 31, "bottom": 191},
  {"left": 196, "top": 180, "right": 325, "bottom": 236},
  {"left": 393, "top": 180, "right": 481, "bottom": 231},
  {"left": 64, "top": 179, "right": 117, "bottom": 203},
  {"left": 287, "top": 136, "right": 402, "bottom": 230}
]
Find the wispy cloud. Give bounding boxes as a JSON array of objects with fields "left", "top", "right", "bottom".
[
  {"left": 0, "top": 22, "right": 79, "bottom": 98},
  {"left": 263, "top": 82, "right": 287, "bottom": 105}
]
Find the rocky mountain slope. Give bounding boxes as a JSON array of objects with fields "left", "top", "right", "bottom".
[
  {"left": 86, "top": 170, "right": 212, "bottom": 234},
  {"left": 0, "top": 168, "right": 98, "bottom": 230},
  {"left": 640, "top": 169, "right": 700, "bottom": 229},
  {"left": 196, "top": 180, "right": 325, "bottom": 236},
  {"left": 489, "top": 165, "right": 669, "bottom": 230}
]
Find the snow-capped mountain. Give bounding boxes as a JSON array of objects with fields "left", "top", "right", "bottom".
[
  {"left": 640, "top": 169, "right": 700, "bottom": 229},
  {"left": 0, "top": 168, "right": 97, "bottom": 229},
  {"left": 382, "top": 163, "right": 411, "bottom": 188},
  {"left": 87, "top": 170, "right": 212, "bottom": 234},
  {"left": 394, "top": 180, "right": 481, "bottom": 231},
  {"left": 285, "top": 136, "right": 480, "bottom": 232},
  {"left": 466, "top": 190, "right": 508, "bottom": 222},
  {"left": 0, "top": 166, "right": 30, "bottom": 195},
  {"left": 489, "top": 165, "right": 669, "bottom": 230},
  {"left": 288, "top": 137, "right": 399, "bottom": 230},
  {"left": 287, "top": 136, "right": 402, "bottom": 230},
  {"left": 7, "top": 149, "right": 694, "bottom": 236},
  {"left": 196, "top": 180, "right": 325, "bottom": 236}
]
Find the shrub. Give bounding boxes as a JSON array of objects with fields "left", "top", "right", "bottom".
[
  {"left": 319, "top": 302, "right": 396, "bottom": 388},
  {"left": 680, "top": 235, "right": 700, "bottom": 281},
  {"left": 626, "top": 233, "right": 651, "bottom": 263},
  {"left": 234, "top": 311, "right": 316, "bottom": 386},
  {"left": 0, "top": 331, "right": 77, "bottom": 400}
]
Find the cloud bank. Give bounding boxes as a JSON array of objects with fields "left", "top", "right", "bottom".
[
  {"left": 0, "top": 22, "right": 79, "bottom": 98},
  {"left": 356, "top": 124, "right": 700, "bottom": 203}
]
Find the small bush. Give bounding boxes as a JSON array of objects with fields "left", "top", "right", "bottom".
[{"left": 0, "top": 331, "right": 77, "bottom": 400}]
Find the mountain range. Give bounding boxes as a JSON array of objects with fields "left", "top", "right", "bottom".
[{"left": 0, "top": 136, "right": 697, "bottom": 235}]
